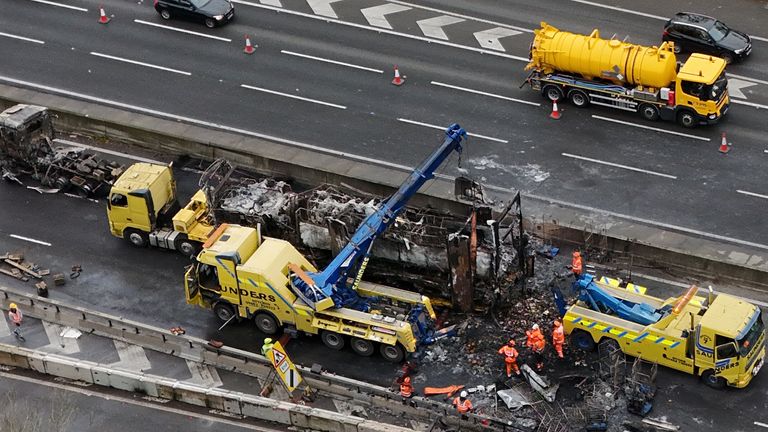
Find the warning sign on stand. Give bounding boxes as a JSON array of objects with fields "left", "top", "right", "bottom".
[{"left": 268, "top": 341, "right": 302, "bottom": 392}]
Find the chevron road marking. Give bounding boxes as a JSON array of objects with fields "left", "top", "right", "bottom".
[
  {"left": 307, "top": 0, "right": 342, "bottom": 18},
  {"left": 185, "top": 360, "right": 223, "bottom": 388},
  {"left": 473, "top": 27, "right": 521, "bottom": 51},
  {"left": 110, "top": 340, "right": 152, "bottom": 371},
  {"left": 361, "top": 4, "right": 411, "bottom": 29},
  {"left": 417, "top": 15, "right": 465, "bottom": 40},
  {"left": 260, "top": 0, "right": 282, "bottom": 6},
  {"left": 41, "top": 323, "right": 81, "bottom": 355}
]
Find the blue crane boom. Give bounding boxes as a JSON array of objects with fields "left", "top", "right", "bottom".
[
  {"left": 291, "top": 123, "right": 467, "bottom": 311},
  {"left": 572, "top": 274, "right": 663, "bottom": 325}
]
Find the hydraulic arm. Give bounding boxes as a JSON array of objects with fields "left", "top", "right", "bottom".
[{"left": 573, "top": 275, "right": 663, "bottom": 326}]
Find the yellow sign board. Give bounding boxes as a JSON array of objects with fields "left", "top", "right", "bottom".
[{"left": 268, "top": 341, "right": 302, "bottom": 392}]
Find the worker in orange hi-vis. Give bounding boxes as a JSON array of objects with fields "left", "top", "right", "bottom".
[
  {"left": 400, "top": 376, "right": 414, "bottom": 398},
  {"left": 498, "top": 339, "right": 521, "bottom": 377},
  {"left": 453, "top": 391, "right": 473, "bottom": 418},
  {"left": 526, "top": 324, "right": 547, "bottom": 371},
  {"left": 571, "top": 251, "right": 583, "bottom": 277},
  {"left": 552, "top": 320, "right": 565, "bottom": 359}
]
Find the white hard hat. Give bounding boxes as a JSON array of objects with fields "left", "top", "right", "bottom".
[
  {"left": 460, "top": 390, "right": 468, "bottom": 398},
  {"left": 532, "top": 323, "right": 539, "bottom": 330}
]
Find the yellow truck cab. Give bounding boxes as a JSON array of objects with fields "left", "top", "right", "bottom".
[
  {"left": 107, "top": 163, "right": 213, "bottom": 255},
  {"left": 184, "top": 223, "right": 437, "bottom": 363},
  {"left": 563, "top": 276, "right": 764, "bottom": 389},
  {"left": 673, "top": 53, "right": 730, "bottom": 126}
]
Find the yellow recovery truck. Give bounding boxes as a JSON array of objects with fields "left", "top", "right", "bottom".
[
  {"left": 525, "top": 22, "right": 729, "bottom": 127},
  {"left": 558, "top": 275, "right": 764, "bottom": 388}
]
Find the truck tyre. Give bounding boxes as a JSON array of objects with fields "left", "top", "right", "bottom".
[
  {"left": 542, "top": 85, "right": 564, "bottom": 102},
  {"left": 213, "top": 301, "right": 236, "bottom": 322},
  {"left": 321, "top": 331, "right": 345, "bottom": 350},
  {"left": 639, "top": 104, "right": 660, "bottom": 121},
  {"left": 568, "top": 90, "right": 590, "bottom": 107},
  {"left": 175, "top": 236, "right": 200, "bottom": 257},
  {"left": 702, "top": 370, "right": 726, "bottom": 389},
  {"left": 677, "top": 111, "right": 697, "bottom": 128},
  {"left": 350, "top": 338, "right": 375, "bottom": 357},
  {"left": 254, "top": 312, "right": 279, "bottom": 335},
  {"left": 571, "top": 330, "right": 596, "bottom": 352},
  {"left": 124, "top": 229, "right": 148, "bottom": 248},
  {"left": 380, "top": 344, "right": 405, "bottom": 363}
]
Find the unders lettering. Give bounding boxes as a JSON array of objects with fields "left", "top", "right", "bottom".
[{"left": 224, "top": 287, "right": 276, "bottom": 302}]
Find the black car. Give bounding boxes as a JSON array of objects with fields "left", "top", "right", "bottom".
[
  {"left": 663, "top": 12, "right": 752, "bottom": 64},
  {"left": 154, "top": 0, "right": 234, "bottom": 28}
]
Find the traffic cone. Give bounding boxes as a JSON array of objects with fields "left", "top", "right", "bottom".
[
  {"left": 391, "top": 65, "right": 404, "bottom": 86},
  {"left": 98, "top": 6, "right": 110, "bottom": 24},
  {"left": 243, "top": 35, "right": 255, "bottom": 55},
  {"left": 549, "top": 100, "right": 561, "bottom": 120},
  {"left": 718, "top": 132, "right": 730, "bottom": 154}
]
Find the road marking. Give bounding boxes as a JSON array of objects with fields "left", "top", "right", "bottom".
[
  {"left": 361, "top": 4, "right": 411, "bottom": 30},
  {"left": 186, "top": 360, "right": 223, "bottom": 387},
  {"left": 728, "top": 78, "right": 757, "bottom": 99},
  {"left": 53, "top": 139, "right": 165, "bottom": 164},
  {"left": 89, "top": 52, "right": 191, "bottom": 76},
  {"left": 737, "top": 189, "right": 768, "bottom": 200},
  {"left": 731, "top": 99, "right": 768, "bottom": 110},
  {"left": 756, "top": 421, "right": 768, "bottom": 429},
  {"left": 306, "top": 0, "right": 342, "bottom": 18},
  {"left": 0, "top": 31, "right": 45, "bottom": 45},
  {"left": 727, "top": 73, "right": 768, "bottom": 87},
  {"left": 110, "top": 340, "right": 152, "bottom": 371},
  {"left": 42, "top": 323, "right": 81, "bottom": 355},
  {"left": 240, "top": 84, "right": 347, "bottom": 109},
  {"left": 280, "top": 50, "right": 382, "bottom": 73},
  {"left": 397, "top": 118, "right": 507, "bottom": 144},
  {"left": 473, "top": 27, "right": 521, "bottom": 51},
  {"left": 0, "top": 372, "right": 276, "bottom": 431},
  {"left": 30, "top": 0, "right": 88, "bottom": 12},
  {"left": 592, "top": 115, "right": 711, "bottom": 142},
  {"left": 231, "top": 0, "right": 529, "bottom": 61},
  {"left": 431, "top": 81, "right": 540, "bottom": 106},
  {"left": 562, "top": 153, "right": 677, "bottom": 179},
  {"left": 416, "top": 15, "right": 465, "bottom": 40},
  {"left": 133, "top": 20, "right": 232, "bottom": 42},
  {"left": 764, "top": 150, "right": 768, "bottom": 154},
  {"left": 260, "top": 0, "right": 281, "bottom": 5},
  {"left": 9, "top": 234, "right": 51, "bottom": 246},
  {"left": 388, "top": 0, "right": 532, "bottom": 34}
]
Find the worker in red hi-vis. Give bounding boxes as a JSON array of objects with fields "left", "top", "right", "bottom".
[
  {"left": 400, "top": 376, "right": 414, "bottom": 398},
  {"left": 498, "top": 339, "right": 521, "bottom": 377},
  {"left": 526, "top": 324, "right": 546, "bottom": 371},
  {"left": 571, "top": 251, "right": 583, "bottom": 277},
  {"left": 552, "top": 320, "right": 565, "bottom": 359},
  {"left": 453, "top": 390, "right": 473, "bottom": 418}
]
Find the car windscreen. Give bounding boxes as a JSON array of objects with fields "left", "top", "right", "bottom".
[
  {"left": 738, "top": 313, "right": 764, "bottom": 357},
  {"left": 708, "top": 21, "right": 730, "bottom": 41},
  {"left": 189, "top": 0, "right": 211, "bottom": 8}
]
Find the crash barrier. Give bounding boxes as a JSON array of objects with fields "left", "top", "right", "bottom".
[
  {"left": 0, "top": 87, "right": 765, "bottom": 289},
  {"left": 0, "top": 285, "right": 522, "bottom": 432}
]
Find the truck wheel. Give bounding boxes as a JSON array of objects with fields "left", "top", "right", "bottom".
[
  {"left": 124, "top": 229, "right": 148, "bottom": 248},
  {"left": 321, "top": 331, "right": 345, "bottom": 350},
  {"left": 213, "top": 302, "right": 236, "bottom": 322},
  {"left": 702, "top": 370, "right": 726, "bottom": 389},
  {"left": 175, "top": 236, "right": 200, "bottom": 257},
  {"left": 568, "top": 90, "right": 590, "bottom": 107},
  {"left": 571, "top": 330, "right": 596, "bottom": 352},
  {"left": 380, "top": 344, "right": 405, "bottom": 363},
  {"left": 542, "top": 85, "right": 564, "bottom": 102},
  {"left": 677, "top": 111, "right": 697, "bottom": 128},
  {"left": 254, "top": 312, "right": 279, "bottom": 335},
  {"left": 639, "top": 104, "right": 660, "bottom": 121},
  {"left": 350, "top": 338, "right": 375, "bottom": 356}
]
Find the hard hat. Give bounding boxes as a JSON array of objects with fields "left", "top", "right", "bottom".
[
  {"left": 532, "top": 323, "right": 539, "bottom": 330},
  {"left": 460, "top": 390, "right": 468, "bottom": 398},
  {"left": 554, "top": 320, "right": 562, "bottom": 327},
  {"left": 507, "top": 339, "right": 516, "bottom": 346},
  {"left": 573, "top": 251, "right": 580, "bottom": 257},
  {"left": 403, "top": 376, "right": 411, "bottom": 383},
  {"left": 9, "top": 303, "right": 16, "bottom": 309},
  {"left": 264, "top": 338, "right": 273, "bottom": 344}
]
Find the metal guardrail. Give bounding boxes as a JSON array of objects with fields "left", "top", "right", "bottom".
[{"left": 0, "top": 285, "right": 524, "bottom": 432}]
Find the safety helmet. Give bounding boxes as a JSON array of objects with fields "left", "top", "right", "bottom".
[
  {"left": 554, "top": 320, "right": 562, "bottom": 327},
  {"left": 507, "top": 339, "right": 516, "bottom": 346},
  {"left": 460, "top": 390, "right": 468, "bottom": 398},
  {"left": 403, "top": 376, "right": 411, "bottom": 384},
  {"left": 264, "top": 338, "right": 273, "bottom": 344},
  {"left": 532, "top": 323, "right": 539, "bottom": 330},
  {"left": 9, "top": 303, "right": 17, "bottom": 310},
  {"left": 573, "top": 251, "right": 580, "bottom": 257}
]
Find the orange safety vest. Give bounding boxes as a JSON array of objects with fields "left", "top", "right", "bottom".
[
  {"left": 572, "top": 255, "right": 583, "bottom": 275},
  {"left": 552, "top": 325, "right": 565, "bottom": 345},
  {"left": 8, "top": 310, "right": 22, "bottom": 325},
  {"left": 453, "top": 397, "right": 473, "bottom": 414},
  {"left": 498, "top": 345, "right": 518, "bottom": 363},
  {"left": 527, "top": 330, "right": 546, "bottom": 352},
  {"left": 400, "top": 382, "right": 413, "bottom": 397}
]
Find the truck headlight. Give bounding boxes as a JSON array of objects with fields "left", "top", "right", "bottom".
[{"left": 214, "top": 14, "right": 224, "bottom": 20}]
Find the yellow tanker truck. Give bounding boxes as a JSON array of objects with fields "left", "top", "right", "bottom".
[{"left": 525, "top": 22, "right": 730, "bottom": 127}]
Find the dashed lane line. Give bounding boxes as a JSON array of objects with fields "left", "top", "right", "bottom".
[
  {"left": 133, "top": 20, "right": 232, "bottom": 42},
  {"left": 562, "top": 153, "right": 677, "bottom": 179},
  {"left": 592, "top": 115, "right": 710, "bottom": 141},
  {"left": 9, "top": 234, "right": 51, "bottom": 246},
  {"left": 397, "top": 118, "right": 508, "bottom": 144},
  {"left": 731, "top": 99, "right": 768, "bottom": 110},
  {"left": 29, "top": 0, "right": 88, "bottom": 12},
  {"left": 240, "top": 84, "right": 347, "bottom": 109},
  {"left": 737, "top": 189, "right": 768, "bottom": 200},
  {"left": 430, "top": 81, "right": 540, "bottom": 106},
  {"left": 0, "top": 31, "right": 45, "bottom": 45},
  {"left": 280, "top": 50, "right": 382, "bottom": 73},
  {"left": 756, "top": 421, "right": 768, "bottom": 429},
  {"left": 90, "top": 52, "right": 192, "bottom": 76}
]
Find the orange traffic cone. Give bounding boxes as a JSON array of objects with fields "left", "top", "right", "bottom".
[
  {"left": 243, "top": 35, "right": 255, "bottom": 55},
  {"left": 718, "top": 132, "right": 730, "bottom": 154},
  {"left": 98, "top": 6, "right": 110, "bottom": 24},
  {"left": 392, "top": 65, "right": 404, "bottom": 86},
  {"left": 549, "top": 100, "right": 561, "bottom": 119}
]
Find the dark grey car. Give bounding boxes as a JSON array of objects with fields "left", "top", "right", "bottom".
[
  {"left": 663, "top": 12, "right": 752, "bottom": 64},
  {"left": 154, "top": 0, "right": 234, "bottom": 28}
]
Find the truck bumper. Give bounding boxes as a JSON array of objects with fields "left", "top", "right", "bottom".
[{"left": 698, "top": 103, "right": 729, "bottom": 126}]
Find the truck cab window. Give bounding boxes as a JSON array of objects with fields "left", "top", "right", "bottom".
[
  {"left": 110, "top": 194, "right": 128, "bottom": 207},
  {"left": 681, "top": 81, "right": 704, "bottom": 97},
  {"left": 715, "top": 335, "right": 737, "bottom": 358}
]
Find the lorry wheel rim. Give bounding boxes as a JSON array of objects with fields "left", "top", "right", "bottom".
[
  {"left": 322, "top": 332, "right": 344, "bottom": 349},
  {"left": 352, "top": 339, "right": 374, "bottom": 356},
  {"left": 380, "top": 345, "right": 402, "bottom": 361},
  {"left": 546, "top": 88, "right": 562, "bottom": 101},
  {"left": 179, "top": 242, "right": 196, "bottom": 256},
  {"left": 256, "top": 314, "right": 277, "bottom": 334},
  {"left": 161, "top": 9, "right": 171, "bottom": 19},
  {"left": 215, "top": 305, "right": 233, "bottom": 321},
  {"left": 129, "top": 233, "right": 144, "bottom": 246},
  {"left": 571, "top": 92, "right": 586, "bottom": 106},
  {"left": 682, "top": 114, "right": 693, "bottom": 127}
]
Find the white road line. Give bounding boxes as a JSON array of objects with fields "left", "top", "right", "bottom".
[
  {"left": 260, "top": 0, "right": 281, "bottom": 6},
  {"left": 231, "top": 0, "right": 529, "bottom": 61},
  {"left": 9, "top": 234, "right": 51, "bottom": 246},
  {"left": 133, "top": 20, "right": 232, "bottom": 42},
  {"left": 388, "top": 0, "right": 532, "bottom": 34},
  {"left": 764, "top": 150, "right": 768, "bottom": 154},
  {"left": 29, "top": 0, "right": 88, "bottom": 12},
  {"left": 416, "top": 15, "right": 466, "bottom": 40},
  {"left": 430, "top": 81, "right": 540, "bottom": 106},
  {"left": 0, "top": 31, "right": 45, "bottom": 45},
  {"left": 185, "top": 360, "right": 223, "bottom": 387},
  {"left": 731, "top": 99, "right": 768, "bottom": 110},
  {"left": 42, "top": 323, "right": 81, "bottom": 355},
  {"left": 110, "top": 340, "right": 152, "bottom": 371},
  {"left": 727, "top": 73, "right": 768, "bottom": 87},
  {"left": 0, "top": 372, "right": 275, "bottom": 432},
  {"left": 90, "top": 52, "right": 191, "bottom": 76},
  {"left": 592, "top": 115, "right": 711, "bottom": 142},
  {"left": 474, "top": 27, "right": 522, "bottom": 52},
  {"left": 755, "top": 421, "right": 768, "bottom": 429},
  {"left": 306, "top": 0, "right": 341, "bottom": 18},
  {"left": 53, "top": 139, "right": 165, "bottom": 164},
  {"left": 737, "top": 189, "right": 768, "bottom": 200},
  {"left": 562, "top": 153, "right": 677, "bottom": 179},
  {"left": 240, "top": 84, "right": 347, "bottom": 109},
  {"left": 397, "top": 118, "right": 507, "bottom": 144},
  {"left": 280, "top": 50, "right": 382, "bottom": 73}
]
